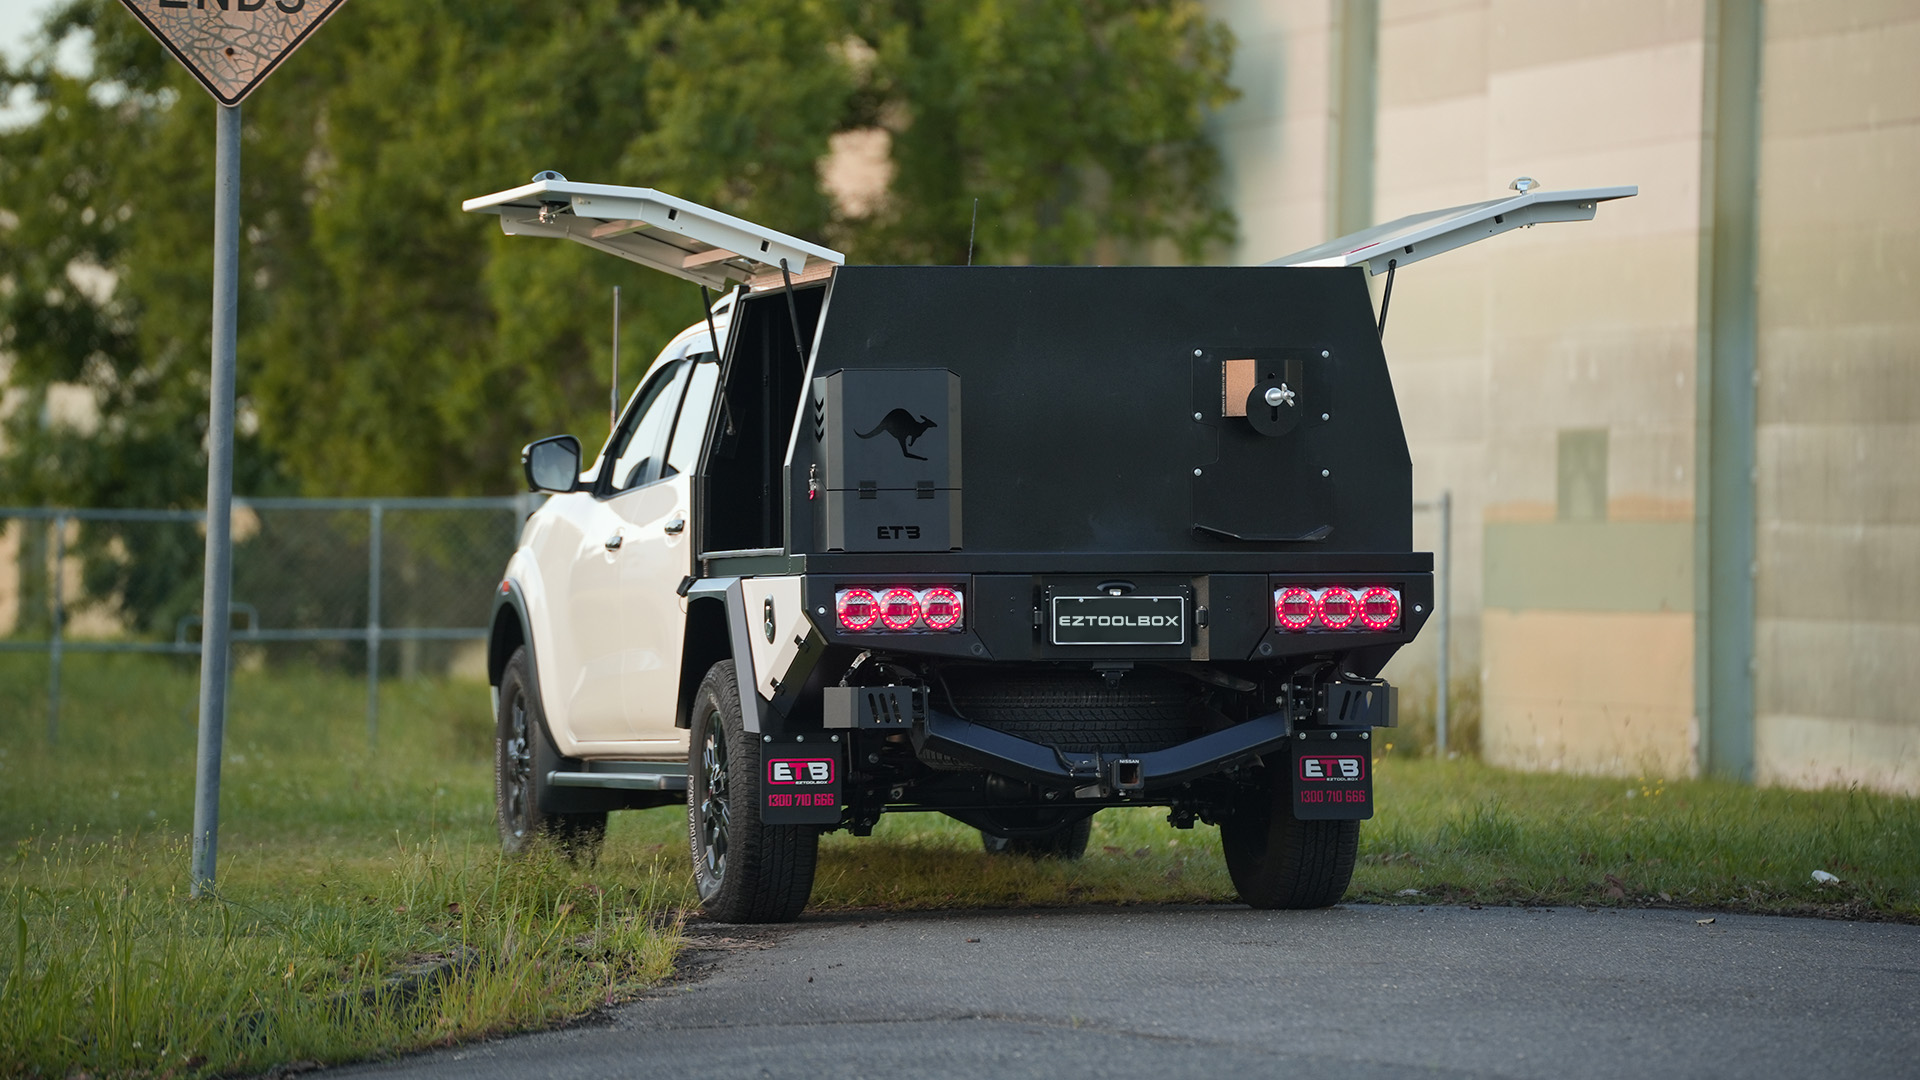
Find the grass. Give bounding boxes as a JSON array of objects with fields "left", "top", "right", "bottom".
[
  {"left": 794, "top": 758, "right": 1920, "bottom": 919},
  {"left": 1377, "top": 674, "right": 1483, "bottom": 759},
  {"left": 1, "top": 654, "right": 680, "bottom": 1080},
  {"left": 1351, "top": 750, "right": 1920, "bottom": 918},
  {"left": 4, "top": 653, "right": 1918, "bottom": 1077},
  {"left": 617, "top": 730, "right": 1920, "bottom": 922}
]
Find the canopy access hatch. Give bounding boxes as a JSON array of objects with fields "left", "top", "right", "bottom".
[
  {"left": 462, "top": 176, "right": 845, "bottom": 289},
  {"left": 1269, "top": 184, "right": 1637, "bottom": 276}
]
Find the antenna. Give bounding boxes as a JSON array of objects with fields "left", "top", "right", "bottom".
[
  {"left": 967, "top": 198, "right": 979, "bottom": 266},
  {"left": 610, "top": 285, "right": 620, "bottom": 430}
]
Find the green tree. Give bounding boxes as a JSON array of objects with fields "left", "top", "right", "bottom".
[{"left": 1, "top": 0, "right": 1235, "bottom": 517}]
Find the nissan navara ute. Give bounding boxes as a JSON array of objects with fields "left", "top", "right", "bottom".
[{"left": 467, "top": 174, "right": 1634, "bottom": 922}]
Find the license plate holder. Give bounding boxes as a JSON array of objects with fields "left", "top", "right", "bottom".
[
  {"left": 1291, "top": 729, "right": 1373, "bottom": 820},
  {"left": 1049, "top": 595, "right": 1187, "bottom": 646}
]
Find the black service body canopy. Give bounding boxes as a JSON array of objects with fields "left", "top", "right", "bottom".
[{"left": 786, "top": 264, "right": 1415, "bottom": 564}]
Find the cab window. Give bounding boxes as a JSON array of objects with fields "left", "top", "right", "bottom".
[
  {"left": 606, "top": 360, "right": 691, "bottom": 494},
  {"left": 665, "top": 357, "right": 720, "bottom": 477}
]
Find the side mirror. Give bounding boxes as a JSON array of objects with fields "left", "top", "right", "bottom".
[{"left": 522, "top": 435, "right": 583, "bottom": 493}]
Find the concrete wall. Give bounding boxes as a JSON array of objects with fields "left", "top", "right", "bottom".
[
  {"left": 1375, "top": 0, "right": 1707, "bottom": 775},
  {"left": 1373, "top": 0, "right": 1493, "bottom": 693},
  {"left": 0, "top": 521, "right": 20, "bottom": 635},
  {"left": 1750, "top": 1, "right": 1920, "bottom": 792},
  {"left": 1203, "top": 0, "right": 1916, "bottom": 792},
  {"left": 1207, "top": 0, "right": 1340, "bottom": 264}
]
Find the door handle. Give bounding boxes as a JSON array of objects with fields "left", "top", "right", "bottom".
[
  {"left": 604, "top": 533, "right": 624, "bottom": 551},
  {"left": 664, "top": 517, "right": 686, "bottom": 535}
]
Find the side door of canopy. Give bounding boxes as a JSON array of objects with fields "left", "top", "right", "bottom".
[
  {"left": 463, "top": 174, "right": 844, "bottom": 288},
  {"left": 1268, "top": 183, "right": 1637, "bottom": 276}
]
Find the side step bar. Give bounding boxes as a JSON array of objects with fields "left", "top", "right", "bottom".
[{"left": 548, "top": 764, "right": 688, "bottom": 792}]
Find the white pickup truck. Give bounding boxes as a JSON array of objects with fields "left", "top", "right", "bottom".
[{"left": 467, "top": 173, "right": 1633, "bottom": 923}]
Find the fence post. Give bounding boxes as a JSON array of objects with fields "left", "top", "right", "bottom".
[
  {"left": 366, "top": 503, "right": 383, "bottom": 748},
  {"left": 1435, "top": 489, "right": 1452, "bottom": 756},
  {"left": 47, "top": 513, "right": 66, "bottom": 746}
]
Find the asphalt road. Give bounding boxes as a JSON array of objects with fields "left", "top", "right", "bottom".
[{"left": 335, "top": 904, "right": 1920, "bottom": 1080}]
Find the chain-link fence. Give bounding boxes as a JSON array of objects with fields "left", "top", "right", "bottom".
[
  {"left": 1, "top": 497, "right": 539, "bottom": 746},
  {"left": 5, "top": 492, "right": 1454, "bottom": 750}
]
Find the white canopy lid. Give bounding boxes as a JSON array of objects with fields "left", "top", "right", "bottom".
[
  {"left": 463, "top": 175, "right": 845, "bottom": 289},
  {"left": 1268, "top": 184, "right": 1637, "bottom": 276}
]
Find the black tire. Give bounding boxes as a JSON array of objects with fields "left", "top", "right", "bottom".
[
  {"left": 980, "top": 817, "right": 1093, "bottom": 859},
  {"left": 1219, "top": 764, "right": 1358, "bottom": 909},
  {"left": 495, "top": 646, "right": 606, "bottom": 860},
  {"left": 687, "top": 660, "right": 819, "bottom": 923}
]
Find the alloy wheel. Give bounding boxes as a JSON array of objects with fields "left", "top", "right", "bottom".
[
  {"left": 504, "top": 688, "right": 533, "bottom": 841},
  {"left": 698, "top": 715, "right": 730, "bottom": 881}
]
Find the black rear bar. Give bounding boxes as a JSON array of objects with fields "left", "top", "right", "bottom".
[{"left": 912, "top": 708, "right": 1296, "bottom": 792}]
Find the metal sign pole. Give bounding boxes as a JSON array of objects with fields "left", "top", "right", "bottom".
[
  {"left": 116, "top": 0, "right": 349, "bottom": 898},
  {"left": 47, "top": 512, "right": 66, "bottom": 746},
  {"left": 1435, "top": 489, "right": 1452, "bottom": 756},
  {"left": 365, "top": 502, "right": 382, "bottom": 747},
  {"left": 190, "top": 102, "right": 242, "bottom": 899}
]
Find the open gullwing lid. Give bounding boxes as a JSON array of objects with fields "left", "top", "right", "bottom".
[
  {"left": 462, "top": 176, "right": 844, "bottom": 289},
  {"left": 1268, "top": 184, "right": 1637, "bottom": 276}
]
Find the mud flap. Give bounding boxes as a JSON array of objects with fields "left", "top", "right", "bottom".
[
  {"left": 1290, "top": 729, "right": 1373, "bottom": 820},
  {"left": 760, "top": 734, "right": 843, "bottom": 825}
]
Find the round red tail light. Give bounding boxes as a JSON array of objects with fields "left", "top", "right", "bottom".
[
  {"left": 836, "top": 588, "right": 879, "bottom": 632},
  {"left": 878, "top": 587, "right": 922, "bottom": 632},
  {"left": 1358, "top": 587, "right": 1401, "bottom": 631},
  {"left": 1316, "top": 586, "right": 1357, "bottom": 630},
  {"left": 919, "top": 587, "right": 964, "bottom": 631},
  {"left": 1275, "top": 587, "right": 1317, "bottom": 631}
]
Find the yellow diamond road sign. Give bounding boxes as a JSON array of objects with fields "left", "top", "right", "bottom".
[{"left": 118, "top": 0, "right": 349, "bottom": 107}]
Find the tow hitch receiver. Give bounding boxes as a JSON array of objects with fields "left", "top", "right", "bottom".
[{"left": 1291, "top": 729, "right": 1373, "bottom": 821}]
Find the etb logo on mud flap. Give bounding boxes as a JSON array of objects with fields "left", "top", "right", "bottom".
[
  {"left": 766, "top": 758, "right": 836, "bottom": 786},
  {"left": 1298, "top": 755, "right": 1366, "bottom": 783}
]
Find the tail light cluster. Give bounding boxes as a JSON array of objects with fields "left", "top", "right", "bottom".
[
  {"left": 835, "top": 586, "right": 965, "bottom": 634},
  {"left": 1273, "top": 586, "right": 1402, "bottom": 632}
]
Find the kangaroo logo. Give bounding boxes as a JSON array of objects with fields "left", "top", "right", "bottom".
[{"left": 856, "top": 409, "right": 938, "bottom": 461}]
